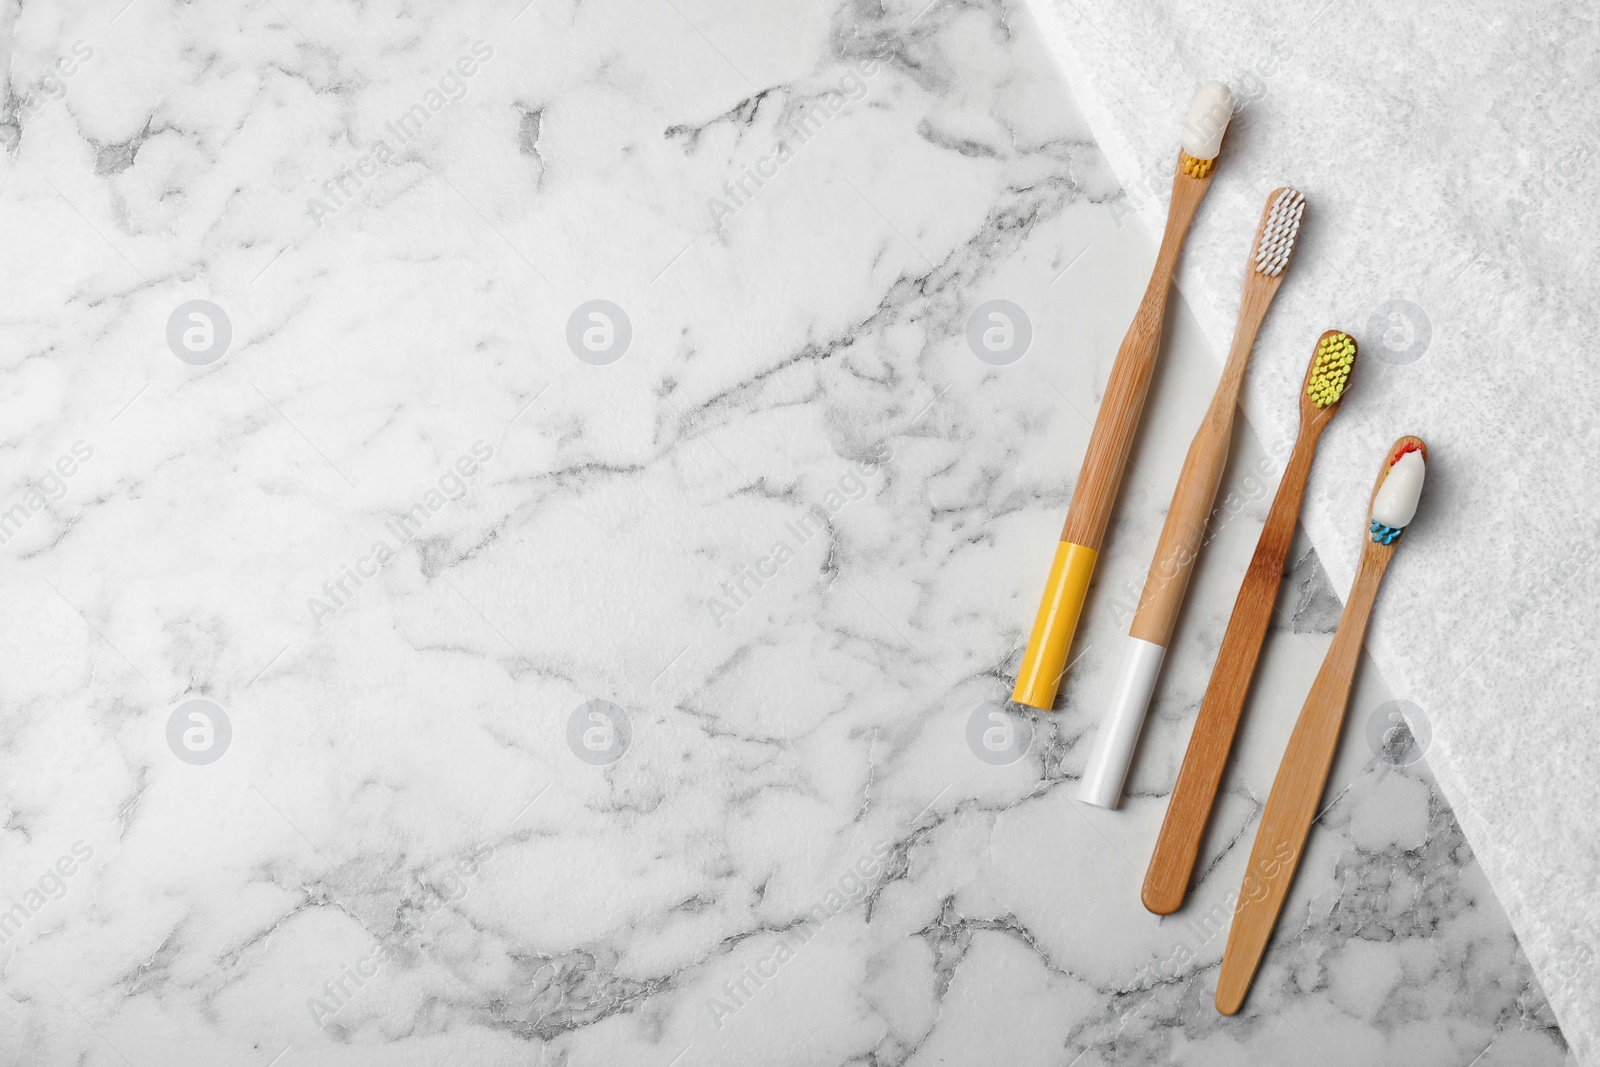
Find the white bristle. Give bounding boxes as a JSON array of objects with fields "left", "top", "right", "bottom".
[{"left": 1253, "top": 188, "right": 1305, "bottom": 276}]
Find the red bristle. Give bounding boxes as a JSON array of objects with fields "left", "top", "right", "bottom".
[{"left": 1390, "top": 442, "right": 1423, "bottom": 466}]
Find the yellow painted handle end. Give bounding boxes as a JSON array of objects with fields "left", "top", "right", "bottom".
[{"left": 1012, "top": 541, "right": 1098, "bottom": 709}]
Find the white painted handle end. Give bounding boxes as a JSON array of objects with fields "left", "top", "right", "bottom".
[{"left": 1079, "top": 637, "right": 1166, "bottom": 809}]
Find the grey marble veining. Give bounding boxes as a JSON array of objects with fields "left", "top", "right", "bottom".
[{"left": 0, "top": 0, "right": 1572, "bottom": 1063}]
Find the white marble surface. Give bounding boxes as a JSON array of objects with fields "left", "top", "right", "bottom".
[
  {"left": 0, "top": 0, "right": 1572, "bottom": 1064},
  {"left": 1024, "top": 2, "right": 1600, "bottom": 1063}
]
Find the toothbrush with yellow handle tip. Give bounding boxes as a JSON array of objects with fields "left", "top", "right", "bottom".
[
  {"left": 1079, "top": 186, "right": 1307, "bottom": 809},
  {"left": 1012, "top": 81, "right": 1235, "bottom": 710},
  {"left": 1143, "top": 330, "right": 1358, "bottom": 915},
  {"left": 1215, "top": 436, "right": 1428, "bottom": 1015}
]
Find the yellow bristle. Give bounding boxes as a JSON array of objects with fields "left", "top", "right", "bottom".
[
  {"left": 1181, "top": 151, "right": 1215, "bottom": 178},
  {"left": 1305, "top": 332, "right": 1357, "bottom": 408}
]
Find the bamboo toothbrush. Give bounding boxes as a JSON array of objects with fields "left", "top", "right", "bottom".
[
  {"left": 1215, "top": 436, "right": 1428, "bottom": 1015},
  {"left": 1079, "top": 186, "right": 1307, "bottom": 809},
  {"left": 1013, "top": 81, "right": 1235, "bottom": 711},
  {"left": 1142, "top": 330, "right": 1358, "bottom": 914}
]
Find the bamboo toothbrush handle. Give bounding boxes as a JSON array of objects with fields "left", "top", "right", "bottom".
[
  {"left": 1142, "top": 421, "right": 1322, "bottom": 914},
  {"left": 1127, "top": 276, "right": 1277, "bottom": 648},
  {"left": 1013, "top": 158, "right": 1218, "bottom": 712},
  {"left": 1125, "top": 398, "right": 1233, "bottom": 647},
  {"left": 1215, "top": 541, "right": 1393, "bottom": 1015},
  {"left": 1061, "top": 166, "right": 1211, "bottom": 549}
]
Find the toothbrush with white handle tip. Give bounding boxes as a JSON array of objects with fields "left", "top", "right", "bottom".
[{"left": 1078, "top": 186, "right": 1306, "bottom": 810}]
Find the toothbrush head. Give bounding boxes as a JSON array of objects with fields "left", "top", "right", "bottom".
[
  {"left": 1368, "top": 437, "right": 1427, "bottom": 545},
  {"left": 1179, "top": 82, "right": 1234, "bottom": 178},
  {"left": 1304, "top": 330, "right": 1357, "bottom": 410},
  {"left": 1252, "top": 187, "right": 1306, "bottom": 277}
]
